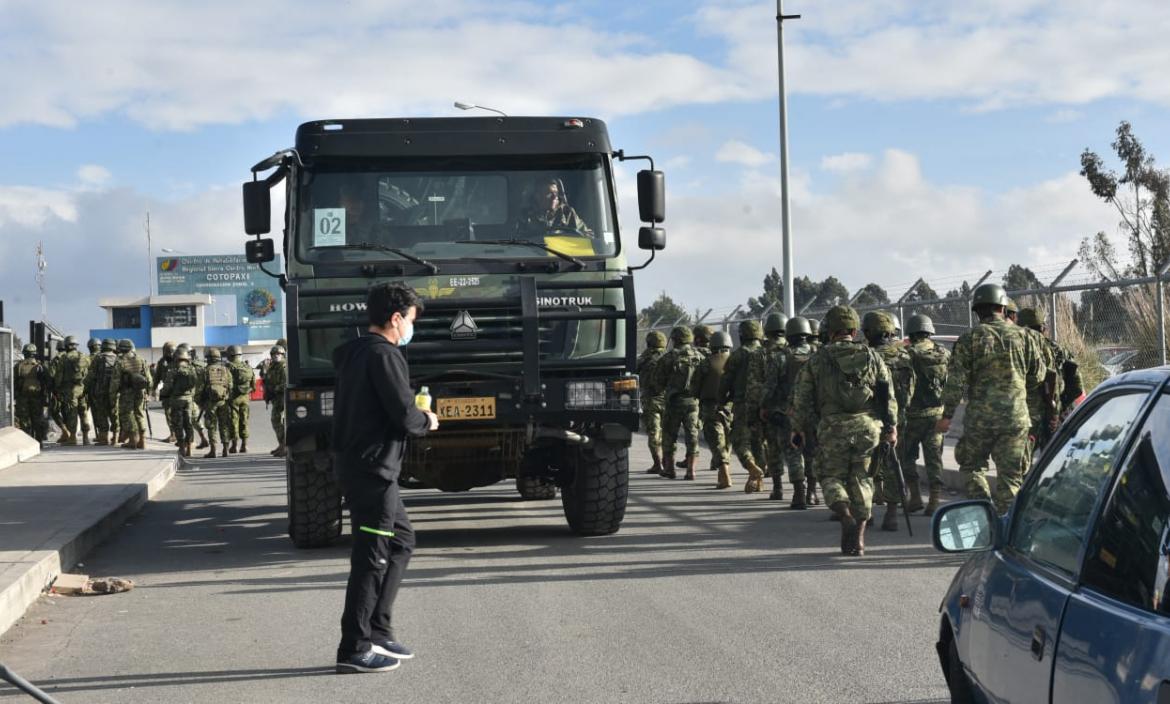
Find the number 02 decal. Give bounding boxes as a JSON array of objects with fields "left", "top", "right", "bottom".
[{"left": 313, "top": 208, "right": 346, "bottom": 247}]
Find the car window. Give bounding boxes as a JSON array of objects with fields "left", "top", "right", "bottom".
[
  {"left": 1009, "top": 391, "right": 1147, "bottom": 577},
  {"left": 1081, "top": 392, "right": 1170, "bottom": 613}
]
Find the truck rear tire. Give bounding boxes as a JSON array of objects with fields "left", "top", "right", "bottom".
[
  {"left": 517, "top": 474, "right": 557, "bottom": 500},
  {"left": 561, "top": 442, "right": 628, "bottom": 535},
  {"left": 287, "top": 452, "right": 342, "bottom": 548}
]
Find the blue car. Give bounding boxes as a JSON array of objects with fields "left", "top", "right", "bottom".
[{"left": 931, "top": 366, "right": 1170, "bottom": 703}]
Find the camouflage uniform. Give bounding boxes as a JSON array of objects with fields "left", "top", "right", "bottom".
[
  {"left": 263, "top": 346, "right": 288, "bottom": 456},
  {"left": 13, "top": 346, "right": 49, "bottom": 441},
  {"left": 692, "top": 332, "right": 733, "bottom": 487},
  {"left": 902, "top": 330, "right": 950, "bottom": 514},
  {"left": 198, "top": 350, "right": 235, "bottom": 458},
  {"left": 793, "top": 306, "right": 896, "bottom": 556},
  {"left": 655, "top": 327, "right": 703, "bottom": 479},
  {"left": 226, "top": 347, "right": 255, "bottom": 453},
  {"left": 720, "top": 320, "right": 767, "bottom": 492},
  {"left": 763, "top": 321, "right": 817, "bottom": 507},
  {"left": 863, "top": 314, "right": 915, "bottom": 531},
  {"left": 110, "top": 340, "right": 151, "bottom": 449},
  {"left": 942, "top": 308, "right": 1045, "bottom": 514},
  {"left": 162, "top": 352, "right": 198, "bottom": 456},
  {"left": 154, "top": 343, "right": 177, "bottom": 442},
  {"left": 85, "top": 340, "right": 120, "bottom": 444},
  {"left": 521, "top": 204, "right": 592, "bottom": 237},
  {"left": 637, "top": 332, "right": 667, "bottom": 473},
  {"left": 54, "top": 339, "right": 90, "bottom": 444}
]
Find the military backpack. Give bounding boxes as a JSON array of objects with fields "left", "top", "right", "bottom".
[
  {"left": 782, "top": 345, "right": 813, "bottom": 406},
  {"left": 17, "top": 359, "right": 44, "bottom": 395},
  {"left": 205, "top": 364, "right": 233, "bottom": 403},
  {"left": 94, "top": 352, "right": 118, "bottom": 393},
  {"left": 230, "top": 362, "right": 255, "bottom": 398},
  {"left": 58, "top": 351, "right": 84, "bottom": 386},
  {"left": 823, "top": 344, "right": 880, "bottom": 414},
  {"left": 909, "top": 343, "right": 949, "bottom": 410},
  {"left": 694, "top": 351, "right": 729, "bottom": 401},
  {"left": 663, "top": 347, "right": 701, "bottom": 399}
]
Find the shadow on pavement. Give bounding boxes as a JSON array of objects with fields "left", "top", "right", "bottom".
[{"left": 0, "top": 667, "right": 332, "bottom": 698}]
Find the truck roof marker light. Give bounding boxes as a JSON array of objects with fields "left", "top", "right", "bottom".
[
  {"left": 564, "top": 119, "right": 584, "bottom": 129},
  {"left": 323, "top": 123, "right": 343, "bottom": 131}
]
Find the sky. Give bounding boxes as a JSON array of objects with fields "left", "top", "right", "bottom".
[{"left": 2, "top": 0, "right": 1169, "bottom": 337}]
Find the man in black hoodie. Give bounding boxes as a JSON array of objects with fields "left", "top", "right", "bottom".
[{"left": 332, "top": 282, "right": 439, "bottom": 674}]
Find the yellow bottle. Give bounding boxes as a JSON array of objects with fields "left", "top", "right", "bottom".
[{"left": 415, "top": 385, "right": 432, "bottom": 411}]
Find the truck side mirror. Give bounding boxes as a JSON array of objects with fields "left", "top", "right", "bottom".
[
  {"left": 638, "top": 226, "right": 666, "bottom": 251},
  {"left": 637, "top": 170, "right": 665, "bottom": 223},
  {"left": 245, "top": 238, "right": 275, "bottom": 263},
  {"left": 243, "top": 181, "right": 272, "bottom": 235}
]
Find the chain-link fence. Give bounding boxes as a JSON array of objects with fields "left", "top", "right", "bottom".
[
  {"left": 638, "top": 259, "right": 1169, "bottom": 388},
  {"left": 0, "top": 328, "right": 13, "bottom": 429}
]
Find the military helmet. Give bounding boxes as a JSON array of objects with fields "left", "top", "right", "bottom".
[
  {"left": 1005, "top": 298, "right": 1018, "bottom": 315},
  {"left": 176, "top": 342, "right": 190, "bottom": 353},
  {"left": 271, "top": 345, "right": 286, "bottom": 356},
  {"left": 971, "top": 283, "right": 1010, "bottom": 309},
  {"left": 1018, "top": 308, "right": 1044, "bottom": 328},
  {"left": 670, "top": 325, "right": 694, "bottom": 345},
  {"left": 87, "top": 338, "right": 100, "bottom": 352},
  {"left": 162, "top": 341, "right": 176, "bottom": 354},
  {"left": 101, "top": 338, "right": 116, "bottom": 352},
  {"left": 645, "top": 331, "right": 666, "bottom": 350},
  {"left": 174, "top": 348, "right": 191, "bottom": 362},
  {"left": 710, "top": 331, "right": 732, "bottom": 350},
  {"left": 888, "top": 313, "right": 902, "bottom": 333},
  {"left": 22, "top": 343, "right": 37, "bottom": 357},
  {"left": 738, "top": 319, "right": 763, "bottom": 341},
  {"left": 226, "top": 345, "right": 242, "bottom": 357},
  {"left": 808, "top": 319, "right": 820, "bottom": 336},
  {"left": 764, "top": 312, "right": 789, "bottom": 335},
  {"left": 692, "top": 324, "right": 713, "bottom": 344},
  {"left": 824, "top": 305, "right": 861, "bottom": 335},
  {"left": 276, "top": 337, "right": 287, "bottom": 348},
  {"left": 63, "top": 335, "right": 78, "bottom": 349},
  {"left": 117, "top": 339, "right": 134, "bottom": 353},
  {"left": 785, "top": 316, "right": 813, "bottom": 337},
  {"left": 206, "top": 347, "right": 222, "bottom": 360},
  {"left": 906, "top": 314, "right": 935, "bottom": 336},
  {"left": 861, "top": 311, "right": 896, "bottom": 335}
]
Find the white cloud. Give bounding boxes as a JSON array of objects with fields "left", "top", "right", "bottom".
[
  {"left": 715, "top": 140, "right": 775, "bottom": 167},
  {"left": 820, "top": 152, "right": 872, "bottom": 173},
  {"left": 77, "top": 165, "right": 112, "bottom": 189}
]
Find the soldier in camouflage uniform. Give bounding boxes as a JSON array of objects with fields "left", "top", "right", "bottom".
[
  {"left": 177, "top": 344, "right": 210, "bottom": 450},
  {"left": 154, "top": 342, "right": 178, "bottom": 443},
  {"left": 902, "top": 314, "right": 950, "bottom": 516},
  {"left": 763, "top": 316, "right": 818, "bottom": 509},
  {"left": 638, "top": 331, "right": 668, "bottom": 474},
  {"left": 938, "top": 284, "right": 1045, "bottom": 514},
  {"left": 85, "top": 339, "right": 119, "bottom": 445},
  {"left": 749, "top": 312, "right": 794, "bottom": 501},
  {"left": 808, "top": 319, "right": 822, "bottom": 351},
  {"left": 54, "top": 336, "right": 91, "bottom": 445},
  {"left": 673, "top": 324, "right": 715, "bottom": 472},
  {"left": 161, "top": 348, "right": 198, "bottom": 457},
  {"left": 111, "top": 339, "right": 151, "bottom": 449},
  {"left": 656, "top": 326, "right": 704, "bottom": 480},
  {"left": 793, "top": 305, "right": 897, "bottom": 556},
  {"left": 1018, "top": 308, "right": 1084, "bottom": 446},
  {"left": 14, "top": 344, "right": 49, "bottom": 442},
  {"left": 720, "top": 319, "right": 767, "bottom": 493},
  {"left": 862, "top": 312, "right": 915, "bottom": 532},
  {"left": 264, "top": 345, "right": 288, "bottom": 457},
  {"left": 226, "top": 345, "right": 255, "bottom": 454},
  {"left": 77, "top": 338, "right": 100, "bottom": 442},
  {"left": 46, "top": 341, "right": 65, "bottom": 436},
  {"left": 693, "top": 331, "right": 734, "bottom": 488},
  {"left": 199, "top": 348, "right": 235, "bottom": 458}
]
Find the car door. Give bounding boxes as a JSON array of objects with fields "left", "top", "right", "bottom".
[
  {"left": 962, "top": 390, "right": 1149, "bottom": 703},
  {"left": 1053, "top": 388, "right": 1170, "bottom": 703}
]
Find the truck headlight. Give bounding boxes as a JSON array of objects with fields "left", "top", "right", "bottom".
[
  {"left": 319, "top": 391, "right": 334, "bottom": 417},
  {"left": 566, "top": 381, "right": 606, "bottom": 408}
]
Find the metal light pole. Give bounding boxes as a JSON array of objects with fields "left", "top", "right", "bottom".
[
  {"left": 454, "top": 101, "right": 508, "bottom": 118},
  {"left": 35, "top": 241, "right": 47, "bottom": 323},
  {"left": 776, "top": 1, "right": 801, "bottom": 317}
]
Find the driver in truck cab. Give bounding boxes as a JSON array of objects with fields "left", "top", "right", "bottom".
[{"left": 518, "top": 177, "right": 594, "bottom": 238}]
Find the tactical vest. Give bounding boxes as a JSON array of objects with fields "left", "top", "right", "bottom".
[
  {"left": 909, "top": 342, "right": 949, "bottom": 410},
  {"left": 782, "top": 345, "right": 812, "bottom": 405},
  {"left": 638, "top": 350, "right": 665, "bottom": 396},
  {"left": 230, "top": 361, "right": 255, "bottom": 397},
  {"left": 728, "top": 343, "right": 762, "bottom": 402},
  {"left": 93, "top": 352, "right": 118, "bottom": 394},
  {"left": 171, "top": 366, "right": 196, "bottom": 398},
  {"left": 16, "top": 359, "right": 43, "bottom": 394},
  {"left": 120, "top": 354, "right": 150, "bottom": 391},
  {"left": 206, "top": 363, "right": 232, "bottom": 403},
  {"left": 663, "top": 346, "right": 701, "bottom": 399},
  {"left": 58, "top": 351, "right": 84, "bottom": 386},
  {"left": 697, "top": 351, "right": 729, "bottom": 401}
]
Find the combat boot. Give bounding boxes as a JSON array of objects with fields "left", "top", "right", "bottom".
[
  {"left": 906, "top": 483, "right": 924, "bottom": 513},
  {"left": 273, "top": 443, "right": 287, "bottom": 458},
  {"left": 872, "top": 477, "right": 886, "bottom": 505},
  {"left": 135, "top": 435, "right": 145, "bottom": 449},
  {"left": 715, "top": 463, "right": 733, "bottom": 489},
  {"left": 659, "top": 454, "right": 677, "bottom": 479},
  {"left": 221, "top": 442, "right": 229, "bottom": 456},
  {"left": 95, "top": 432, "right": 108, "bottom": 446},
  {"left": 238, "top": 440, "right": 247, "bottom": 454},
  {"left": 82, "top": 431, "right": 90, "bottom": 446},
  {"left": 204, "top": 443, "right": 218, "bottom": 459},
  {"left": 924, "top": 488, "right": 942, "bottom": 517},
  {"left": 195, "top": 430, "right": 209, "bottom": 450},
  {"left": 831, "top": 502, "right": 856, "bottom": 555},
  {"left": 806, "top": 478, "right": 820, "bottom": 506},
  {"left": 165, "top": 432, "right": 176, "bottom": 443},
  {"left": 788, "top": 482, "right": 807, "bottom": 510},
  {"left": 683, "top": 455, "right": 697, "bottom": 481},
  {"left": 121, "top": 434, "right": 135, "bottom": 449},
  {"left": 852, "top": 516, "right": 868, "bottom": 556},
  {"left": 228, "top": 439, "right": 238, "bottom": 454},
  {"left": 768, "top": 472, "right": 784, "bottom": 501},
  {"left": 743, "top": 460, "right": 765, "bottom": 493},
  {"left": 646, "top": 447, "right": 663, "bottom": 475},
  {"left": 675, "top": 458, "right": 688, "bottom": 470},
  {"left": 881, "top": 502, "right": 899, "bottom": 531}
]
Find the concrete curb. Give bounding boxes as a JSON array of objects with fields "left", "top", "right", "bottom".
[
  {"left": 0, "top": 427, "right": 41, "bottom": 472},
  {"left": 0, "top": 453, "right": 179, "bottom": 637}
]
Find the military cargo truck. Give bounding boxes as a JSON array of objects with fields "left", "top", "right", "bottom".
[{"left": 242, "top": 117, "right": 667, "bottom": 547}]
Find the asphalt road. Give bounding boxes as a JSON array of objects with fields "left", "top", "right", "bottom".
[{"left": 1, "top": 401, "right": 960, "bottom": 704}]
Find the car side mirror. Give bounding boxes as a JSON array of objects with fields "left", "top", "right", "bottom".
[
  {"left": 638, "top": 226, "right": 666, "bottom": 251},
  {"left": 245, "top": 238, "right": 275, "bottom": 264},
  {"left": 637, "top": 170, "right": 665, "bottom": 223},
  {"left": 932, "top": 500, "right": 998, "bottom": 553},
  {"left": 243, "top": 181, "right": 272, "bottom": 235}
]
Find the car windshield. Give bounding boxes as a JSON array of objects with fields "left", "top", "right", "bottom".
[{"left": 294, "top": 154, "right": 617, "bottom": 263}]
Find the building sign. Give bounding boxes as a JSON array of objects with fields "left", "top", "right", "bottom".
[{"left": 156, "top": 255, "right": 284, "bottom": 342}]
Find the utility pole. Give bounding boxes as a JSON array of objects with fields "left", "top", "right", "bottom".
[
  {"left": 776, "top": 1, "right": 801, "bottom": 317},
  {"left": 145, "top": 211, "right": 153, "bottom": 297},
  {"left": 35, "top": 241, "right": 47, "bottom": 323}
]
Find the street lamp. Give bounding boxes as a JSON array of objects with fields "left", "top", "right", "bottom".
[{"left": 454, "top": 101, "right": 507, "bottom": 117}]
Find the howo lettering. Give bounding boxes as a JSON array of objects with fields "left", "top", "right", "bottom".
[{"left": 242, "top": 117, "right": 667, "bottom": 546}]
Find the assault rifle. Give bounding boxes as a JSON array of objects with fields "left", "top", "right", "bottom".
[{"left": 874, "top": 381, "right": 912, "bottom": 536}]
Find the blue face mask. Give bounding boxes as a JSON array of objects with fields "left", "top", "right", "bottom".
[{"left": 397, "top": 319, "right": 414, "bottom": 347}]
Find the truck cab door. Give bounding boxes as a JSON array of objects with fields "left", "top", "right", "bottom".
[
  {"left": 1053, "top": 390, "right": 1170, "bottom": 703},
  {"left": 963, "top": 390, "right": 1149, "bottom": 703}
]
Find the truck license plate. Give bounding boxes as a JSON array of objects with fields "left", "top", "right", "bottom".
[{"left": 437, "top": 397, "right": 496, "bottom": 421}]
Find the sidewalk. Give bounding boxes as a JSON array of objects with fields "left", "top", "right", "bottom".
[{"left": 0, "top": 410, "right": 179, "bottom": 637}]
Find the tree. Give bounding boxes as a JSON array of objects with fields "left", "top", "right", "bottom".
[
  {"left": 1002, "top": 264, "right": 1044, "bottom": 292},
  {"left": 639, "top": 291, "right": 690, "bottom": 328},
  {"left": 793, "top": 276, "right": 820, "bottom": 312},
  {"left": 746, "top": 268, "right": 783, "bottom": 316},
  {"left": 853, "top": 283, "right": 889, "bottom": 307},
  {"left": 1079, "top": 120, "right": 1170, "bottom": 277},
  {"left": 817, "top": 276, "right": 850, "bottom": 309}
]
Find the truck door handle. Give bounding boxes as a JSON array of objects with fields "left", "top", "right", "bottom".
[{"left": 1031, "top": 626, "right": 1046, "bottom": 661}]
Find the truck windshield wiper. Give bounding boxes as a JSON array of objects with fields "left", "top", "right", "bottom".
[
  {"left": 454, "top": 239, "right": 584, "bottom": 270},
  {"left": 349, "top": 242, "right": 439, "bottom": 274}
]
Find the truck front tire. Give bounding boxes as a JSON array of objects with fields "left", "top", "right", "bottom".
[
  {"left": 561, "top": 441, "right": 628, "bottom": 535},
  {"left": 287, "top": 452, "right": 342, "bottom": 548}
]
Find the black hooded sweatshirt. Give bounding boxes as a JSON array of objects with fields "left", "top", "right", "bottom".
[{"left": 331, "top": 334, "right": 430, "bottom": 483}]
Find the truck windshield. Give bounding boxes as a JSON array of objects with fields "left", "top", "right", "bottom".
[{"left": 295, "top": 154, "right": 617, "bottom": 263}]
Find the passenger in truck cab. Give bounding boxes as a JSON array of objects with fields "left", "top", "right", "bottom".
[{"left": 518, "top": 177, "right": 593, "bottom": 239}]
